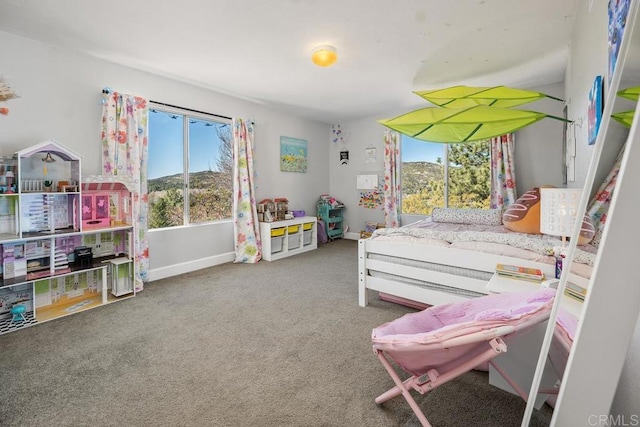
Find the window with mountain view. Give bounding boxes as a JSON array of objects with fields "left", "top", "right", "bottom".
[
  {"left": 148, "top": 107, "right": 232, "bottom": 229},
  {"left": 401, "top": 136, "right": 491, "bottom": 215}
]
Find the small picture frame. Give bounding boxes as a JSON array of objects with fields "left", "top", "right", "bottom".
[
  {"left": 340, "top": 150, "right": 349, "bottom": 165},
  {"left": 365, "top": 145, "right": 377, "bottom": 163}
]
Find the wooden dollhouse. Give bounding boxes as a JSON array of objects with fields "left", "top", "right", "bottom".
[{"left": 0, "top": 140, "right": 136, "bottom": 334}]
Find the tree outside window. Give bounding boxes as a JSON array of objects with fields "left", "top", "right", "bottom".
[
  {"left": 401, "top": 136, "right": 490, "bottom": 215},
  {"left": 148, "top": 107, "right": 232, "bottom": 229}
]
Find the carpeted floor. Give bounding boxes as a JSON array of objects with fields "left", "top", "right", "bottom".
[{"left": 0, "top": 239, "right": 552, "bottom": 426}]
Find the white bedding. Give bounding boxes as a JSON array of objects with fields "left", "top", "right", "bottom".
[{"left": 371, "top": 218, "right": 597, "bottom": 268}]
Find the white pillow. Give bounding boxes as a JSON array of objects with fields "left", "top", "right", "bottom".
[{"left": 431, "top": 208, "right": 503, "bottom": 226}]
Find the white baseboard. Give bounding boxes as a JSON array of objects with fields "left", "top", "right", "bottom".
[
  {"left": 344, "top": 231, "right": 361, "bottom": 240},
  {"left": 148, "top": 252, "right": 235, "bottom": 282}
]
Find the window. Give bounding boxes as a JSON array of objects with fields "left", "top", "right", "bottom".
[
  {"left": 148, "top": 106, "right": 232, "bottom": 229},
  {"left": 401, "top": 136, "right": 491, "bottom": 215}
]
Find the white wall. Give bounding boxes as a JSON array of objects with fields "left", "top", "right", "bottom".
[
  {"left": 565, "top": 0, "right": 624, "bottom": 195},
  {"left": 0, "top": 31, "right": 331, "bottom": 280},
  {"left": 512, "top": 82, "right": 566, "bottom": 195}
]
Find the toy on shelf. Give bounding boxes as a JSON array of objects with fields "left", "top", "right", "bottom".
[
  {"left": 258, "top": 198, "right": 291, "bottom": 222},
  {"left": 0, "top": 156, "right": 17, "bottom": 194},
  {"left": 273, "top": 198, "right": 288, "bottom": 221},
  {"left": 10, "top": 304, "right": 26, "bottom": 322},
  {"left": 257, "top": 199, "right": 275, "bottom": 222}
]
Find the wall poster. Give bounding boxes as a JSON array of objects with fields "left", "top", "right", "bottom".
[{"left": 280, "top": 136, "right": 308, "bottom": 173}]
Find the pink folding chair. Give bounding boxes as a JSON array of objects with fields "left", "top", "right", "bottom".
[
  {"left": 371, "top": 288, "right": 556, "bottom": 427},
  {"left": 542, "top": 308, "right": 578, "bottom": 407}
]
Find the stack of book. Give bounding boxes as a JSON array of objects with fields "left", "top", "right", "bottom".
[
  {"left": 564, "top": 282, "right": 587, "bottom": 302},
  {"left": 495, "top": 263, "right": 545, "bottom": 282}
]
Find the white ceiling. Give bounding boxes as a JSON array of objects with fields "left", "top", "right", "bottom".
[{"left": 0, "top": 0, "right": 578, "bottom": 124}]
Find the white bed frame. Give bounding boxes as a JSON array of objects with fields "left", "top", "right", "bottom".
[{"left": 358, "top": 237, "right": 589, "bottom": 308}]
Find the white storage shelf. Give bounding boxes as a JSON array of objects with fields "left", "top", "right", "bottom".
[{"left": 260, "top": 216, "right": 317, "bottom": 261}]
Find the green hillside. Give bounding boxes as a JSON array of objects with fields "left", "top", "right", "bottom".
[
  {"left": 148, "top": 170, "right": 229, "bottom": 192},
  {"left": 402, "top": 161, "right": 443, "bottom": 195}
]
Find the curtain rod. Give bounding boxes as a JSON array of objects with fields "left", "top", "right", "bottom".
[{"left": 150, "top": 100, "right": 232, "bottom": 121}]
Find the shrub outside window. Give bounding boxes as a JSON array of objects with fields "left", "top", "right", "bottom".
[{"left": 148, "top": 106, "right": 232, "bottom": 229}]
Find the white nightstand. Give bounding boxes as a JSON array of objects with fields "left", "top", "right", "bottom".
[
  {"left": 486, "top": 273, "right": 556, "bottom": 294},
  {"left": 485, "top": 272, "right": 579, "bottom": 408},
  {"left": 486, "top": 273, "right": 583, "bottom": 318}
]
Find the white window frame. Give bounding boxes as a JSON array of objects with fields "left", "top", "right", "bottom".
[
  {"left": 400, "top": 136, "right": 490, "bottom": 214},
  {"left": 148, "top": 102, "right": 232, "bottom": 229}
]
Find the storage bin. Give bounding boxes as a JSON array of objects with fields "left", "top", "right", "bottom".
[
  {"left": 271, "top": 235, "right": 284, "bottom": 253},
  {"left": 287, "top": 225, "right": 300, "bottom": 234},
  {"left": 303, "top": 229, "right": 312, "bottom": 245},
  {"left": 271, "top": 227, "right": 285, "bottom": 237},
  {"left": 288, "top": 234, "right": 300, "bottom": 250},
  {"left": 303, "top": 222, "right": 313, "bottom": 231}
]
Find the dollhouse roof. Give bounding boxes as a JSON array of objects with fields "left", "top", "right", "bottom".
[
  {"left": 82, "top": 175, "right": 136, "bottom": 193},
  {"left": 15, "top": 139, "right": 82, "bottom": 161}
]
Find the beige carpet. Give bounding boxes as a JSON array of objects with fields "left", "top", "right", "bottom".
[{"left": 0, "top": 239, "right": 551, "bottom": 426}]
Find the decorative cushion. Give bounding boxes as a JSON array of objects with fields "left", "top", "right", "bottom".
[
  {"left": 503, "top": 187, "right": 596, "bottom": 243},
  {"left": 431, "top": 208, "right": 503, "bottom": 226},
  {"left": 578, "top": 214, "right": 596, "bottom": 245},
  {"left": 502, "top": 187, "right": 542, "bottom": 234},
  {"left": 591, "top": 227, "right": 603, "bottom": 247}
]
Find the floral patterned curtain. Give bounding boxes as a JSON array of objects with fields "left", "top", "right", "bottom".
[
  {"left": 587, "top": 143, "right": 625, "bottom": 245},
  {"left": 101, "top": 90, "right": 149, "bottom": 291},
  {"left": 383, "top": 129, "right": 400, "bottom": 228},
  {"left": 232, "top": 118, "right": 261, "bottom": 263},
  {"left": 490, "top": 133, "right": 517, "bottom": 210}
]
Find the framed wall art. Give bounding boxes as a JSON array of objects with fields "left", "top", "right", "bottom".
[
  {"left": 588, "top": 75, "right": 604, "bottom": 146},
  {"left": 280, "top": 136, "right": 308, "bottom": 173}
]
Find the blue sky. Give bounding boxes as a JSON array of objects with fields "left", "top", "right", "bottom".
[
  {"left": 401, "top": 135, "right": 445, "bottom": 163},
  {"left": 148, "top": 110, "right": 224, "bottom": 179},
  {"left": 148, "top": 112, "right": 443, "bottom": 178}
]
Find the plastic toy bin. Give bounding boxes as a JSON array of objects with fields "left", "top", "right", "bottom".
[
  {"left": 271, "top": 235, "right": 284, "bottom": 253},
  {"left": 287, "top": 225, "right": 300, "bottom": 234},
  {"left": 303, "top": 230, "right": 313, "bottom": 245},
  {"left": 303, "top": 222, "right": 314, "bottom": 231},
  {"left": 288, "top": 234, "right": 300, "bottom": 250},
  {"left": 271, "top": 227, "right": 285, "bottom": 237}
]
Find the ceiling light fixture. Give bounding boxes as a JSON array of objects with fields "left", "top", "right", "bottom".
[{"left": 311, "top": 45, "right": 337, "bottom": 67}]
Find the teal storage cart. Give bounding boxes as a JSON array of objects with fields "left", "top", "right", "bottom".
[{"left": 317, "top": 201, "right": 344, "bottom": 240}]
